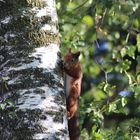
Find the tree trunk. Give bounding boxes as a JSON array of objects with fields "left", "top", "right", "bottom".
[{"left": 0, "top": 0, "right": 69, "bottom": 139}]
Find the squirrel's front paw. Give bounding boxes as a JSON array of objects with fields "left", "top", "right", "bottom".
[
  {"left": 67, "top": 111, "right": 74, "bottom": 120},
  {"left": 67, "top": 111, "right": 71, "bottom": 120}
]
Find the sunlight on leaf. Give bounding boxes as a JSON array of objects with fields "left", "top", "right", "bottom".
[
  {"left": 83, "top": 15, "right": 94, "bottom": 27},
  {"left": 109, "top": 103, "right": 117, "bottom": 112},
  {"left": 121, "top": 47, "right": 127, "bottom": 57},
  {"left": 121, "top": 97, "right": 127, "bottom": 107},
  {"left": 137, "top": 34, "right": 140, "bottom": 52}
]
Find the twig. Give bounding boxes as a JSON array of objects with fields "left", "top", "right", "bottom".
[
  {"left": 95, "top": 39, "right": 100, "bottom": 48},
  {"left": 74, "top": 0, "right": 89, "bottom": 11},
  {"left": 95, "top": 60, "right": 108, "bottom": 84},
  {"left": 100, "top": 8, "right": 107, "bottom": 26}
]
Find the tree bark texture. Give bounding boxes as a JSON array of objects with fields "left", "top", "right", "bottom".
[{"left": 0, "top": 0, "right": 69, "bottom": 139}]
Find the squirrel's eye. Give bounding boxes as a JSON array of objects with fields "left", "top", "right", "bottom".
[{"left": 71, "top": 58, "right": 75, "bottom": 62}]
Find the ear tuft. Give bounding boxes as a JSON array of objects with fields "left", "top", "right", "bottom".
[{"left": 74, "top": 52, "right": 80, "bottom": 59}]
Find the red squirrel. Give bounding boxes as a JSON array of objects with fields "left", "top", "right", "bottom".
[{"left": 63, "top": 48, "right": 82, "bottom": 140}]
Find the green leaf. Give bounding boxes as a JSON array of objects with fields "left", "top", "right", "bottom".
[
  {"left": 0, "top": 103, "right": 6, "bottom": 110},
  {"left": 103, "top": 83, "right": 108, "bottom": 92},
  {"left": 133, "top": 19, "right": 139, "bottom": 28},
  {"left": 106, "top": 66, "right": 113, "bottom": 73},
  {"left": 109, "top": 103, "right": 117, "bottom": 112},
  {"left": 137, "top": 74, "right": 140, "bottom": 83},
  {"left": 115, "top": 32, "right": 120, "bottom": 39},
  {"left": 67, "top": 2, "right": 76, "bottom": 11},
  {"left": 121, "top": 97, "right": 127, "bottom": 107},
  {"left": 127, "top": 45, "right": 136, "bottom": 59},
  {"left": 120, "top": 48, "right": 127, "bottom": 57},
  {"left": 83, "top": 15, "right": 94, "bottom": 27},
  {"left": 120, "top": 60, "right": 131, "bottom": 73},
  {"left": 137, "top": 34, "right": 140, "bottom": 52},
  {"left": 121, "top": 46, "right": 136, "bottom": 59},
  {"left": 7, "top": 100, "right": 15, "bottom": 107}
]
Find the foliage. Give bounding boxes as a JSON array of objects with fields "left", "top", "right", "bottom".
[{"left": 57, "top": 0, "right": 140, "bottom": 139}]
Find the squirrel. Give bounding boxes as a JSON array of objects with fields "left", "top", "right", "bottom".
[{"left": 63, "top": 48, "right": 82, "bottom": 140}]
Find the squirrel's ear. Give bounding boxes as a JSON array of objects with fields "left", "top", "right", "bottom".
[
  {"left": 74, "top": 52, "right": 80, "bottom": 59},
  {"left": 68, "top": 48, "right": 71, "bottom": 53}
]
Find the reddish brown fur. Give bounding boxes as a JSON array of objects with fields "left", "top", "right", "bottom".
[
  {"left": 63, "top": 49, "right": 82, "bottom": 140},
  {"left": 68, "top": 113, "right": 80, "bottom": 140},
  {"left": 64, "top": 62, "right": 82, "bottom": 79}
]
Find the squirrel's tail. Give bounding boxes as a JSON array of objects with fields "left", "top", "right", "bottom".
[{"left": 68, "top": 112, "right": 80, "bottom": 140}]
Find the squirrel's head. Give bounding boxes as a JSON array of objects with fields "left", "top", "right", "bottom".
[{"left": 63, "top": 48, "right": 80, "bottom": 69}]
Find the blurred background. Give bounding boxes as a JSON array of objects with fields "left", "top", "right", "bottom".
[{"left": 57, "top": 0, "right": 140, "bottom": 139}]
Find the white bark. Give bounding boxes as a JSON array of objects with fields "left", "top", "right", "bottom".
[{"left": 0, "top": 0, "right": 69, "bottom": 139}]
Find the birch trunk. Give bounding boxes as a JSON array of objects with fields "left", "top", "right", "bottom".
[{"left": 0, "top": 0, "right": 69, "bottom": 139}]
